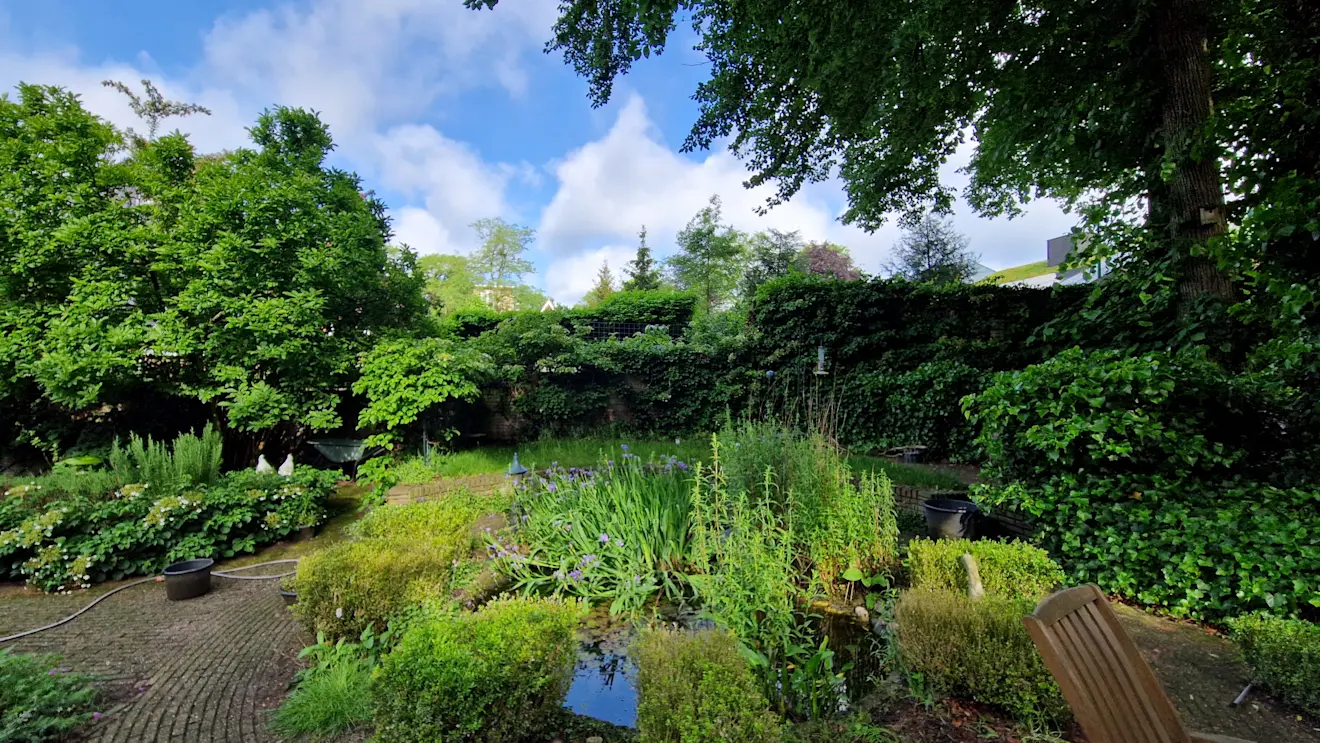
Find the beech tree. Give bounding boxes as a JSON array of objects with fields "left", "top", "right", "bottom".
[{"left": 465, "top": 0, "right": 1320, "bottom": 306}]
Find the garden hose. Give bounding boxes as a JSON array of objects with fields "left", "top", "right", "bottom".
[{"left": 0, "top": 558, "right": 300, "bottom": 644}]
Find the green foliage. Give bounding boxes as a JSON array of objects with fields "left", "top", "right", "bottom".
[
  {"left": 634, "top": 628, "right": 783, "bottom": 743},
  {"left": 581, "top": 260, "right": 618, "bottom": 307},
  {"left": 387, "top": 437, "right": 712, "bottom": 482},
  {"left": 353, "top": 337, "right": 493, "bottom": 447},
  {"left": 1227, "top": 614, "right": 1320, "bottom": 717},
  {"left": 668, "top": 196, "right": 747, "bottom": 309},
  {"left": 967, "top": 348, "right": 1319, "bottom": 618},
  {"left": 469, "top": 217, "right": 535, "bottom": 289},
  {"left": 0, "top": 84, "right": 428, "bottom": 443},
  {"left": 886, "top": 216, "right": 977, "bottom": 284},
  {"left": 0, "top": 649, "right": 99, "bottom": 742},
  {"left": 895, "top": 590, "right": 1069, "bottom": 725},
  {"left": 107, "top": 425, "right": 223, "bottom": 491},
  {"left": 418, "top": 254, "right": 485, "bottom": 316},
  {"left": 294, "top": 498, "right": 483, "bottom": 638},
  {"left": 623, "top": 226, "right": 664, "bottom": 292},
  {"left": 496, "top": 451, "right": 696, "bottom": 613},
  {"left": 849, "top": 360, "right": 989, "bottom": 461},
  {"left": 0, "top": 467, "right": 335, "bottom": 591},
  {"left": 371, "top": 596, "right": 584, "bottom": 743},
  {"left": 742, "top": 230, "right": 805, "bottom": 297},
  {"left": 270, "top": 657, "right": 373, "bottom": 741},
  {"left": 905, "top": 538, "right": 1065, "bottom": 601}
]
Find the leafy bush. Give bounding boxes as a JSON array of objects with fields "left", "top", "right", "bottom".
[
  {"left": 1227, "top": 614, "right": 1320, "bottom": 716},
  {"left": 107, "top": 425, "right": 224, "bottom": 491},
  {"left": 371, "top": 597, "right": 584, "bottom": 743},
  {"left": 966, "top": 348, "right": 1318, "bottom": 618},
  {"left": 294, "top": 497, "right": 483, "bottom": 639},
  {"left": 905, "top": 538, "right": 1065, "bottom": 600},
  {"left": 496, "top": 452, "right": 696, "bottom": 613},
  {"left": 895, "top": 589, "right": 1069, "bottom": 725},
  {"left": 0, "top": 649, "right": 99, "bottom": 742},
  {"left": 634, "top": 628, "right": 783, "bottom": 743},
  {"left": 0, "top": 467, "right": 336, "bottom": 591},
  {"left": 843, "top": 360, "right": 989, "bottom": 461},
  {"left": 975, "top": 477, "right": 1318, "bottom": 618}
]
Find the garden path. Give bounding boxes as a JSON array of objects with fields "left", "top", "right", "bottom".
[{"left": 0, "top": 565, "right": 306, "bottom": 743}]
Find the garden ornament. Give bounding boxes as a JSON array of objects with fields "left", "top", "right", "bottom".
[{"left": 255, "top": 455, "right": 274, "bottom": 474}]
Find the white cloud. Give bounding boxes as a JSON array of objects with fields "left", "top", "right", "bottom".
[
  {"left": 371, "top": 124, "right": 529, "bottom": 255},
  {"left": 544, "top": 245, "right": 638, "bottom": 306},
  {"left": 199, "top": 0, "right": 557, "bottom": 144},
  {"left": 537, "top": 95, "right": 1078, "bottom": 273}
]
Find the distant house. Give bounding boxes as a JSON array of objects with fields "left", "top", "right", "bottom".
[
  {"left": 540, "top": 298, "right": 557, "bottom": 312},
  {"left": 967, "top": 262, "right": 997, "bottom": 282},
  {"left": 987, "top": 235, "right": 1111, "bottom": 287}
]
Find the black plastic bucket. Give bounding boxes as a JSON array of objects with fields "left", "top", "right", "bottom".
[
  {"left": 163, "top": 558, "right": 214, "bottom": 601},
  {"left": 922, "top": 499, "right": 981, "bottom": 540},
  {"left": 279, "top": 588, "right": 298, "bottom": 606}
]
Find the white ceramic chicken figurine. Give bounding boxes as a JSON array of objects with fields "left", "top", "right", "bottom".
[
  {"left": 255, "top": 454, "right": 275, "bottom": 474},
  {"left": 278, "top": 453, "right": 294, "bottom": 477}
]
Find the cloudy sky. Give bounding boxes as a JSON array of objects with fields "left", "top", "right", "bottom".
[{"left": 1, "top": 0, "right": 1078, "bottom": 304}]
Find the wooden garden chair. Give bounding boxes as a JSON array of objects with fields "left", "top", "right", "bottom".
[{"left": 1023, "top": 584, "right": 1254, "bottom": 743}]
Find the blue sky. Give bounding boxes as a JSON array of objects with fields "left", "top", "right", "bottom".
[{"left": 0, "top": 0, "right": 1077, "bottom": 303}]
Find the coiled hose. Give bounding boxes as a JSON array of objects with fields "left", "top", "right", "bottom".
[{"left": 0, "top": 558, "right": 299, "bottom": 644}]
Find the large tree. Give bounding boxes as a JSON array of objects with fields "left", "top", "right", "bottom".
[
  {"left": 742, "top": 229, "right": 804, "bottom": 296},
  {"left": 465, "top": 0, "right": 1320, "bottom": 306},
  {"left": 887, "top": 216, "right": 978, "bottom": 284},
  {"left": 581, "top": 260, "right": 618, "bottom": 307},
  {"left": 622, "top": 226, "right": 663, "bottom": 291},
  {"left": 667, "top": 196, "right": 746, "bottom": 308},
  {"left": 470, "top": 218, "right": 535, "bottom": 288},
  {"left": 801, "top": 241, "right": 862, "bottom": 281},
  {"left": 418, "top": 254, "right": 483, "bottom": 315},
  {"left": 0, "top": 84, "right": 428, "bottom": 452}
]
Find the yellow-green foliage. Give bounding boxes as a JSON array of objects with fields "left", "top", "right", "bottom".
[
  {"left": 895, "top": 589, "right": 1068, "bottom": 724},
  {"left": 906, "top": 538, "right": 1064, "bottom": 600},
  {"left": 634, "top": 628, "right": 783, "bottom": 743},
  {"left": 1227, "top": 614, "right": 1319, "bottom": 717},
  {"left": 371, "top": 597, "right": 584, "bottom": 743},
  {"left": 295, "top": 497, "right": 485, "bottom": 638}
]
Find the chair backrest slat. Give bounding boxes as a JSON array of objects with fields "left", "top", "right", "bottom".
[{"left": 1024, "top": 584, "right": 1190, "bottom": 743}]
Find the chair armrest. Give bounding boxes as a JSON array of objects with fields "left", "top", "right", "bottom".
[{"left": 1190, "top": 731, "right": 1255, "bottom": 743}]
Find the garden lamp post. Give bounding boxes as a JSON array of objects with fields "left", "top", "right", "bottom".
[{"left": 507, "top": 453, "right": 529, "bottom": 486}]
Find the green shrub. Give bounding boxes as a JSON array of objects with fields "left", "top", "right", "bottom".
[
  {"left": 371, "top": 596, "right": 584, "bottom": 743},
  {"left": 270, "top": 657, "right": 373, "bottom": 741},
  {"left": 634, "top": 628, "right": 783, "bottom": 743},
  {"left": 1227, "top": 614, "right": 1320, "bottom": 717},
  {"left": 349, "top": 493, "right": 483, "bottom": 542},
  {"left": 975, "top": 477, "right": 1318, "bottom": 618},
  {"left": 905, "top": 538, "right": 1065, "bottom": 600},
  {"left": 895, "top": 589, "right": 1069, "bottom": 725},
  {"left": 0, "top": 467, "right": 336, "bottom": 591},
  {"left": 108, "top": 425, "right": 224, "bottom": 491},
  {"left": 0, "top": 649, "right": 99, "bottom": 742},
  {"left": 966, "top": 349, "right": 1319, "bottom": 618}
]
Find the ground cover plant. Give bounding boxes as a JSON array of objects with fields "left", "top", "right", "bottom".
[
  {"left": 371, "top": 596, "right": 584, "bottom": 743},
  {"left": 905, "top": 538, "right": 1065, "bottom": 601},
  {"left": 0, "top": 649, "right": 99, "bottom": 742},
  {"left": 0, "top": 429, "right": 336, "bottom": 591},
  {"left": 270, "top": 625, "right": 396, "bottom": 741}
]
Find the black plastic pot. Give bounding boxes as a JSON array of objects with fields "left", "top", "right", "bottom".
[
  {"left": 162, "top": 558, "right": 214, "bottom": 601},
  {"left": 922, "top": 499, "right": 981, "bottom": 540},
  {"left": 279, "top": 588, "right": 298, "bottom": 606}
]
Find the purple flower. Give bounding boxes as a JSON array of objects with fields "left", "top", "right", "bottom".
[
  {"left": 621, "top": 444, "right": 630, "bottom": 452},
  {"left": 766, "top": 370, "right": 775, "bottom": 377},
  {"left": 677, "top": 462, "right": 689, "bottom": 471},
  {"left": 599, "top": 532, "right": 610, "bottom": 544},
  {"left": 92, "top": 712, "right": 102, "bottom": 720},
  {"left": 546, "top": 483, "right": 557, "bottom": 493},
  {"left": 568, "top": 569, "right": 583, "bottom": 581},
  {"left": 48, "top": 669, "right": 57, "bottom": 675},
  {"left": 580, "top": 554, "right": 599, "bottom": 567}
]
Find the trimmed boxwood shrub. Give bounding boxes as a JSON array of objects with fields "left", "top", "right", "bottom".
[
  {"left": 371, "top": 596, "right": 584, "bottom": 743},
  {"left": 1227, "top": 614, "right": 1320, "bottom": 717},
  {"left": 634, "top": 628, "right": 783, "bottom": 743},
  {"left": 294, "top": 497, "right": 485, "bottom": 638},
  {"left": 895, "top": 589, "right": 1069, "bottom": 725},
  {"left": 905, "top": 538, "right": 1065, "bottom": 600}
]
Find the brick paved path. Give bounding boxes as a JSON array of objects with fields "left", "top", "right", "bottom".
[{"left": 0, "top": 573, "right": 306, "bottom": 742}]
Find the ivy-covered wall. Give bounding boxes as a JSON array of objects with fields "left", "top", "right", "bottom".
[{"left": 450, "top": 279, "right": 1090, "bottom": 458}]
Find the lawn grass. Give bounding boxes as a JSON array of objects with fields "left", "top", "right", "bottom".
[
  {"left": 847, "top": 455, "right": 968, "bottom": 491},
  {"left": 392, "top": 436, "right": 967, "bottom": 492},
  {"left": 982, "top": 260, "right": 1055, "bottom": 284}
]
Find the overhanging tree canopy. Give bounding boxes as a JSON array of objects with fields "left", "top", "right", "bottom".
[{"left": 467, "top": 0, "right": 1316, "bottom": 302}]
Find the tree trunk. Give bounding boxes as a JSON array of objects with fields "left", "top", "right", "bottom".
[{"left": 1154, "top": 0, "right": 1235, "bottom": 303}]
